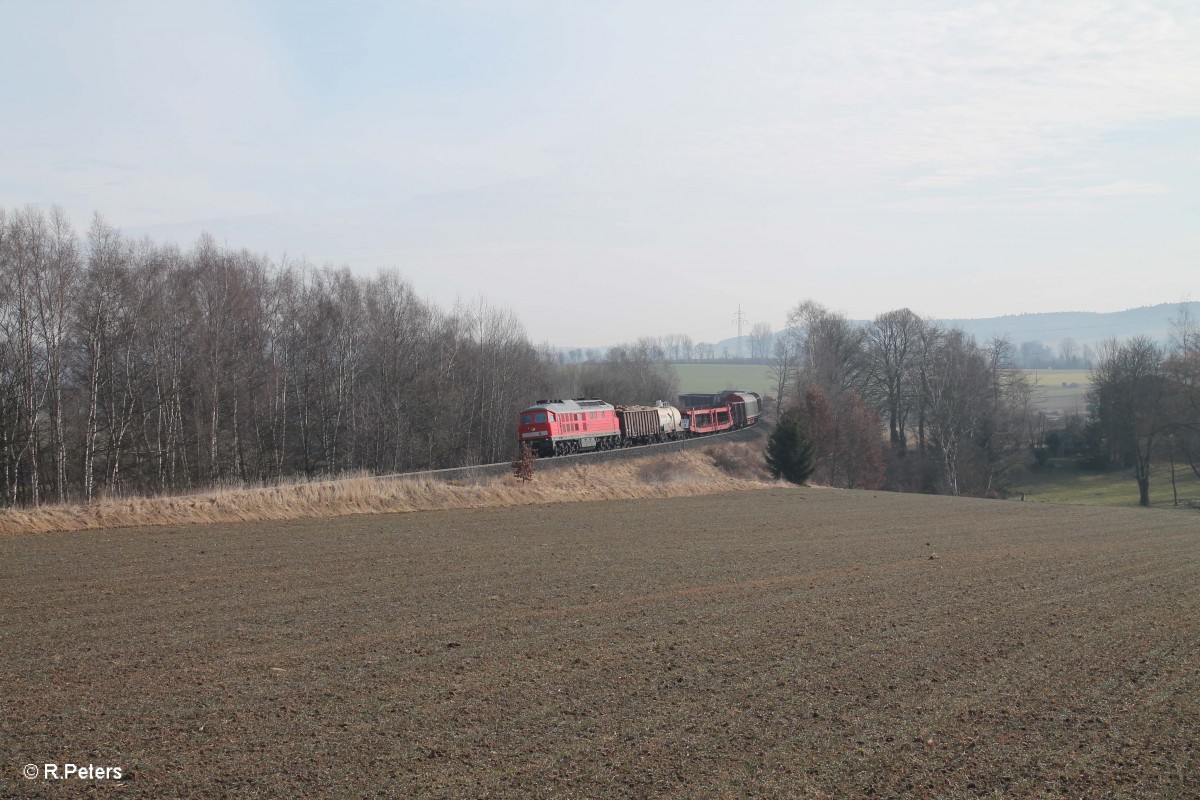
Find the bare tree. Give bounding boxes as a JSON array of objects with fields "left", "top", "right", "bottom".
[
  {"left": 76, "top": 214, "right": 128, "bottom": 501},
  {"left": 663, "top": 333, "right": 685, "bottom": 362},
  {"left": 799, "top": 384, "right": 885, "bottom": 490},
  {"left": 1058, "top": 337, "right": 1079, "bottom": 367},
  {"left": 864, "top": 308, "right": 923, "bottom": 452},
  {"left": 1165, "top": 350, "right": 1200, "bottom": 480},
  {"left": 787, "top": 300, "right": 868, "bottom": 398},
  {"left": 1170, "top": 302, "right": 1200, "bottom": 355},
  {"left": 920, "top": 328, "right": 987, "bottom": 496},
  {"left": 1090, "top": 336, "right": 1169, "bottom": 506},
  {"left": 1, "top": 206, "right": 48, "bottom": 506},
  {"left": 768, "top": 336, "right": 798, "bottom": 413},
  {"left": 748, "top": 322, "right": 773, "bottom": 361}
]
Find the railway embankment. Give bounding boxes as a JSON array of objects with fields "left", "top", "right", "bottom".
[{"left": 0, "top": 428, "right": 772, "bottom": 536}]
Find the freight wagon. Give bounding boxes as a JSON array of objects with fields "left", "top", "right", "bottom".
[{"left": 615, "top": 402, "right": 684, "bottom": 445}]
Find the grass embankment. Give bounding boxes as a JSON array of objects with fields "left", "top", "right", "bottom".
[
  {"left": 1010, "top": 461, "right": 1200, "bottom": 508},
  {"left": 0, "top": 443, "right": 774, "bottom": 536}
]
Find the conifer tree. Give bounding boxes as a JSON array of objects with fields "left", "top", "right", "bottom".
[{"left": 765, "top": 408, "right": 816, "bottom": 484}]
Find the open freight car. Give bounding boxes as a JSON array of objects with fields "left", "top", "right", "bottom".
[
  {"left": 680, "top": 404, "right": 734, "bottom": 435},
  {"left": 679, "top": 390, "right": 762, "bottom": 429}
]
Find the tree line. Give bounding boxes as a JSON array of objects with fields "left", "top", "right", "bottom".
[
  {"left": 771, "top": 300, "right": 1200, "bottom": 504},
  {"left": 0, "top": 206, "right": 556, "bottom": 507},
  {"left": 771, "top": 302, "right": 1036, "bottom": 497}
]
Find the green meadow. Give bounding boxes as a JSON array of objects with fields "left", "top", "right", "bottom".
[
  {"left": 1008, "top": 462, "right": 1200, "bottom": 509},
  {"left": 672, "top": 363, "right": 776, "bottom": 396}
]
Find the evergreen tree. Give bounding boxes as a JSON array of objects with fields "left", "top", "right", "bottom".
[{"left": 765, "top": 408, "right": 816, "bottom": 484}]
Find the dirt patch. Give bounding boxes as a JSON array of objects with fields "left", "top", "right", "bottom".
[{"left": 2, "top": 489, "right": 1199, "bottom": 797}]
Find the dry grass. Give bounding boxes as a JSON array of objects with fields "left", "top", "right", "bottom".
[
  {"left": 0, "top": 448, "right": 776, "bottom": 536},
  {"left": 636, "top": 456, "right": 700, "bottom": 484},
  {"left": 704, "top": 441, "right": 771, "bottom": 481}
]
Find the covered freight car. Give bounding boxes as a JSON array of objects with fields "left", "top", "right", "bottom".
[{"left": 721, "top": 390, "right": 762, "bottom": 427}]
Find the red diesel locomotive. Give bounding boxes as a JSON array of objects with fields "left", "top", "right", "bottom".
[{"left": 517, "top": 398, "right": 622, "bottom": 457}]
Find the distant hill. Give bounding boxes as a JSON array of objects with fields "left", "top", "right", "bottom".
[
  {"left": 710, "top": 302, "right": 1198, "bottom": 356},
  {"left": 934, "top": 303, "right": 1198, "bottom": 348}
]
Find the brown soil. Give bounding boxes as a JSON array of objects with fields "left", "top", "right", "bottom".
[{"left": 3, "top": 489, "right": 1198, "bottom": 798}]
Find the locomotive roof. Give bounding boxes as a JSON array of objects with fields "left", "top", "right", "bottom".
[{"left": 523, "top": 398, "right": 615, "bottom": 413}]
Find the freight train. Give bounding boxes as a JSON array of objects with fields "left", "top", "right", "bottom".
[{"left": 517, "top": 390, "right": 761, "bottom": 457}]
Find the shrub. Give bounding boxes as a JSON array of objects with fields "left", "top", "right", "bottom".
[{"left": 511, "top": 444, "right": 536, "bottom": 483}]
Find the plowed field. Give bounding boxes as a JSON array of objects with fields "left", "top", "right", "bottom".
[{"left": 3, "top": 489, "right": 1199, "bottom": 798}]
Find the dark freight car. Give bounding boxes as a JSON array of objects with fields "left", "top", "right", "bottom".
[
  {"left": 678, "top": 393, "right": 723, "bottom": 410},
  {"left": 722, "top": 391, "right": 762, "bottom": 427}
]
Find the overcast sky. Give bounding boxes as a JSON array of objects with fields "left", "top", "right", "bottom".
[{"left": 3, "top": 1, "right": 1198, "bottom": 346}]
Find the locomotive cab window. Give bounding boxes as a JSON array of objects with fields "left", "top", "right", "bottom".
[
  {"left": 520, "top": 414, "right": 532, "bottom": 425},
  {"left": 535, "top": 412, "right": 548, "bottom": 423}
]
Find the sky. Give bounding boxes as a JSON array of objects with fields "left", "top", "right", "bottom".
[{"left": 2, "top": 0, "right": 1199, "bottom": 347}]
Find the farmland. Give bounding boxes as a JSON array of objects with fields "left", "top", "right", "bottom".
[
  {"left": 4, "top": 488, "right": 1198, "bottom": 798},
  {"left": 673, "top": 363, "right": 776, "bottom": 397},
  {"left": 1024, "top": 369, "right": 1091, "bottom": 417},
  {"left": 674, "top": 364, "right": 1090, "bottom": 416}
]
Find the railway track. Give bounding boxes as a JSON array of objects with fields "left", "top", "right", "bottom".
[{"left": 372, "top": 422, "right": 769, "bottom": 485}]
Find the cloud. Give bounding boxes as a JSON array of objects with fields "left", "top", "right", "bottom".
[
  {"left": 1051, "top": 181, "right": 1169, "bottom": 197},
  {"left": 651, "top": 2, "right": 1200, "bottom": 196},
  {"left": 2, "top": 0, "right": 1199, "bottom": 343}
]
